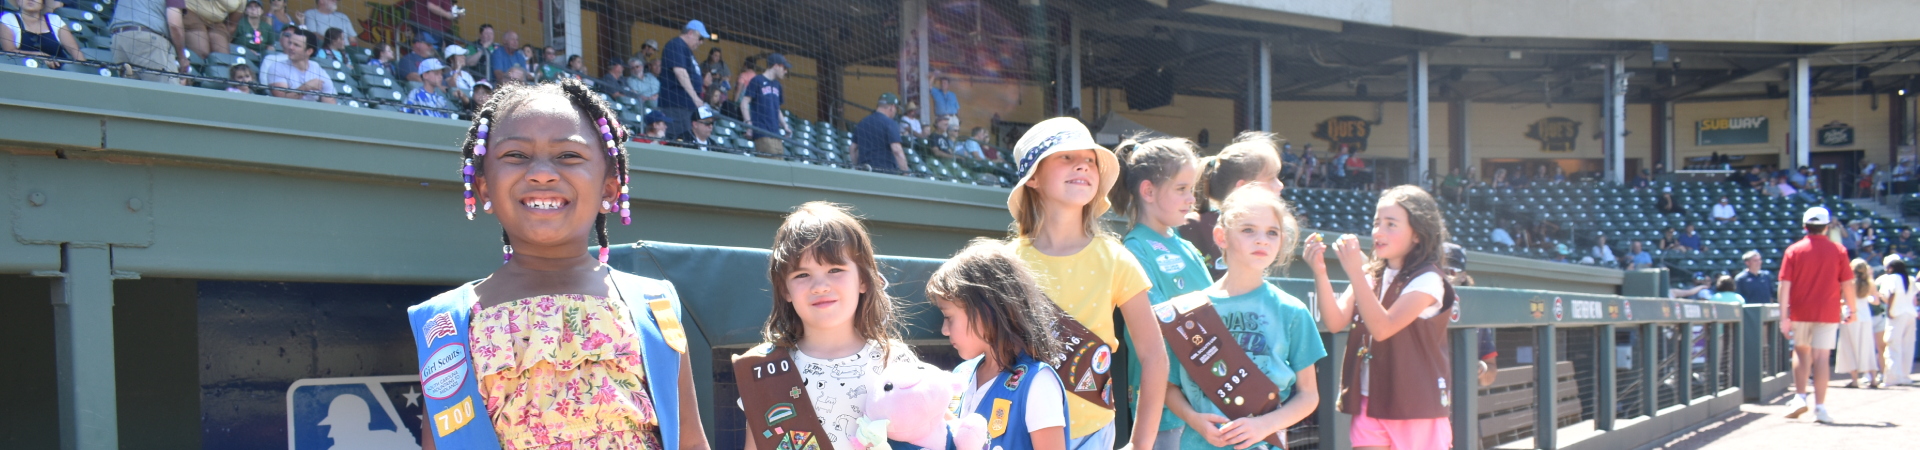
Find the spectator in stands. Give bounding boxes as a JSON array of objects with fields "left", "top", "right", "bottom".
[
  {"left": 267, "top": 0, "right": 296, "bottom": 32},
  {"left": 1711, "top": 196, "right": 1738, "bottom": 222},
  {"left": 467, "top": 80, "right": 492, "bottom": 114},
  {"left": 1627, "top": 240, "right": 1653, "bottom": 270},
  {"left": 1710, "top": 276, "right": 1745, "bottom": 304},
  {"left": 702, "top": 47, "right": 730, "bottom": 93},
  {"left": 659, "top": 20, "right": 709, "bottom": 138},
  {"left": 851, "top": 93, "right": 907, "bottom": 173},
  {"left": 489, "top": 31, "right": 526, "bottom": 82},
  {"left": 741, "top": 53, "right": 789, "bottom": 156},
  {"left": 466, "top": 24, "right": 496, "bottom": 71},
  {"left": 1490, "top": 167, "right": 1509, "bottom": 189},
  {"left": 301, "top": 0, "right": 355, "bottom": 45},
  {"left": 1734, "top": 251, "right": 1775, "bottom": 304},
  {"left": 1677, "top": 223, "right": 1702, "bottom": 252},
  {"left": 225, "top": 63, "right": 257, "bottom": 94},
  {"left": 1330, "top": 145, "right": 1351, "bottom": 187},
  {"left": 107, "top": 0, "right": 190, "bottom": 83},
  {"left": 673, "top": 115, "right": 718, "bottom": 151},
  {"left": 1631, "top": 168, "right": 1651, "bottom": 189},
  {"left": 927, "top": 115, "right": 958, "bottom": 159},
  {"left": 638, "top": 39, "right": 659, "bottom": 63},
  {"left": 230, "top": 1, "right": 275, "bottom": 56},
  {"left": 316, "top": 27, "right": 347, "bottom": 61},
  {"left": 1549, "top": 243, "right": 1571, "bottom": 263},
  {"left": 898, "top": 101, "right": 926, "bottom": 138},
  {"left": 734, "top": 55, "right": 757, "bottom": 102},
  {"left": 443, "top": 46, "right": 475, "bottom": 106},
  {"left": 598, "top": 58, "right": 627, "bottom": 96},
  {"left": 1659, "top": 226, "right": 1685, "bottom": 252},
  {"left": 404, "top": 58, "right": 451, "bottom": 118},
  {"left": 627, "top": 57, "right": 660, "bottom": 108},
  {"left": 1344, "top": 147, "right": 1371, "bottom": 188},
  {"left": 1671, "top": 272, "right": 1713, "bottom": 299},
  {"left": 1294, "top": 144, "right": 1318, "bottom": 188},
  {"left": 411, "top": 0, "right": 455, "bottom": 46},
  {"left": 1889, "top": 228, "right": 1916, "bottom": 259},
  {"left": 536, "top": 47, "right": 564, "bottom": 81},
  {"left": 566, "top": 54, "right": 585, "bottom": 77},
  {"left": 364, "top": 43, "right": 397, "bottom": 74},
  {"left": 2, "top": 0, "right": 87, "bottom": 67},
  {"left": 637, "top": 110, "right": 671, "bottom": 144},
  {"left": 956, "top": 127, "right": 989, "bottom": 160},
  {"left": 179, "top": 0, "right": 241, "bottom": 63},
  {"left": 1656, "top": 187, "right": 1683, "bottom": 214},
  {"left": 1589, "top": 233, "right": 1617, "bottom": 266},
  {"left": 1843, "top": 220, "right": 1866, "bottom": 259},
  {"left": 1490, "top": 220, "right": 1516, "bottom": 247},
  {"left": 399, "top": 39, "right": 433, "bottom": 82},
  {"left": 1441, "top": 167, "right": 1468, "bottom": 202},
  {"left": 705, "top": 80, "right": 737, "bottom": 121},
  {"left": 930, "top": 76, "right": 959, "bottom": 123},
  {"left": 261, "top": 29, "right": 335, "bottom": 104},
  {"left": 504, "top": 64, "right": 527, "bottom": 84},
  {"left": 1552, "top": 165, "right": 1567, "bottom": 183}
]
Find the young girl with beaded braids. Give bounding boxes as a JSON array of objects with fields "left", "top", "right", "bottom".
[
  {"left": 1108, "top": 136, "right": 1209, "bottom": 450},
  {"left": 1304, "top": 185, "right": 1457, "bottom": 450},
  {"left": 408, "top": 79, "right": 712, "bottom": 450}
]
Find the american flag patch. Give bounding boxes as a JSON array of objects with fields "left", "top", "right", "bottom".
[{"left": 423, "top": 311, "right": 458, "bottom": 343}]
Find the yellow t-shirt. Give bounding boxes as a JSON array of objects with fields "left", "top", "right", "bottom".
[{"left": 1014, "top": 235, "right": 1153, "bottom": 438}]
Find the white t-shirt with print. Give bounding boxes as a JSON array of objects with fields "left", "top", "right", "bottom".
[
  {"left": 959, "top": 359, "right": 1067, "bottom": 435},
  {"left": 739, "top": 340, "right": 921, "bottom": 450},
  {"left": 1342, "top": 267, "right": 1446, "bottom": 397}
]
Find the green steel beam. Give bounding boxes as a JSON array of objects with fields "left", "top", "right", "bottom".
[
  {"left": 50, "top": 244, "right": 116, "bottom": 450},
  {"left": 1534, "top": 324, "right": 1558, "bottom": 450}
]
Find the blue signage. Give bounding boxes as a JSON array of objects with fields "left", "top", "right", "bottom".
[{"left": 287, "top": 375, "right": 426, "bottom": 450}]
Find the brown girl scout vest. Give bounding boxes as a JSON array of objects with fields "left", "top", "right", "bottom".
[{"left": 1336, "top": 263, "right": 1456, "bottom": 420}]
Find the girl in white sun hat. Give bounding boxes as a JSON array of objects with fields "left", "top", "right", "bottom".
[{"left": 1006, "top": 117, "right": 1170, "bottom": 450}]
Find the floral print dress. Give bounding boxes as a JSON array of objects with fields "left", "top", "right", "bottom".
[{"left": 470, "top": 294, "right": 666, "bottom": 450}]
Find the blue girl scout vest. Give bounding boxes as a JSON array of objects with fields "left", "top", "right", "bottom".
[
  {"left": 407, "top": 270, "right": 691, "bottom": 449},
  {"left": 951, "top": 353, "right": 1070, "bottom": 450}
]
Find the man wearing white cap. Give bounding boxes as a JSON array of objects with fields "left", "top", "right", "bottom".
[
  {"left": 1778, "top": 206, "right": 1857, "bottom": 424},
  {"left": 404, "top": 58, "right": 452, "bottom": 119}
]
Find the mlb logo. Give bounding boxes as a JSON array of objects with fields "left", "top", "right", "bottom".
[{"left": 287, "top": 375, "right": 427, "bottom": 450}]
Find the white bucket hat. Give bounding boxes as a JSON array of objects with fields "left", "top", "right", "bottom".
[{"left": 1007, "top": 117, "right": 1119, "bottom": 220}]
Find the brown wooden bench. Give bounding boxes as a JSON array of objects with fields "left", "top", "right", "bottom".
[{"left": 1478, "top": 360, "right": 1583, "bottom": 449}]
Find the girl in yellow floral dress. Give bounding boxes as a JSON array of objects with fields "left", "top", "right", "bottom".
[{"left": 410, "top": 79, "right": 710, "bottom": 450}]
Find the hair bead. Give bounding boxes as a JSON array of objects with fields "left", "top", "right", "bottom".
[{"left": 598, "top": 247, "right": 611, "bottom": 264}]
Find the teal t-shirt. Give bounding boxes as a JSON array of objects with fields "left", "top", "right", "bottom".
[
  {"left": 1171, "top": 283, "right": 1327, "bottom": 450},
  {"left": 1122, "top": 225, "right": 1213, "bottom": 430}
]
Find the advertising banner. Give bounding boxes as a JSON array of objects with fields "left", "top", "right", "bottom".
[{"left": 1697, "top": 116, "right": 1769, "bottom": 145}]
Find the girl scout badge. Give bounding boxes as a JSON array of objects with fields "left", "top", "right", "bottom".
[
  {"left": 734, "top": 345, "right": 834, "bottom": 450},
  {"left": 1154, "top": 294, "right": 1287, "bottom": 449}
]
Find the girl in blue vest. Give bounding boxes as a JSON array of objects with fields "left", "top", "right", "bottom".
[
  {"left": 1165, "top": 189, "right": 1324, "bottom": 450},
  {"left": 928, "top": 239, "right": 1072, "bottom": 450},
  {"left": 409, "top": 79, "right": 709, "bottom": 450},
  {"left": 1109, "top": 137, "right": 1211, "bottom": 450},
  {"left": 741, "top": 202, "right": 924, "bottom": 450}
]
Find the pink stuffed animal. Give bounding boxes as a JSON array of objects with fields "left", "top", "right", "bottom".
[{"left": 856, "top": 363, "right": 989, "bottom": 450}]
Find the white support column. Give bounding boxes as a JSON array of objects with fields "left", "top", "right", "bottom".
[
  {"left": 1792, "top": 58, "right": 1812, "bottom": 168},
  {"left": 562, "top": 0, "right": 581, "bottom": 59},
  {"left": 1408, "top": 50, "right": 1430, "bottom": 187},
  {"left": 1607, "top": 54, "right": 1628, "bottom": 183},
  {"left": 904, "top": 0, "right": 931, "bottom": 127},
  {"left": 1259, "top": 39, "right": 1272, "bottom": 132},
  {"left": 1069, "top": 13, "right": 1082, "bottom": 117}
]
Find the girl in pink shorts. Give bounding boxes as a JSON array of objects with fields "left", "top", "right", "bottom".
[{"left": 1305, "top": 185, "right": 1458, "bottom": 449}]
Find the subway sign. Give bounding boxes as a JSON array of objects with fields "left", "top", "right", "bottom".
[{"left": 1696, "top": 116, "right": 1769, "bottom": 146}]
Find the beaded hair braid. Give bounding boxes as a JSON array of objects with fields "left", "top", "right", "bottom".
[{"left": 460, "top": 79, "right": 633, "bottom": 264}]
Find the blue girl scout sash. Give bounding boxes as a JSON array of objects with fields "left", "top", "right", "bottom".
[
  {"left": 951, "top": 353, "right": 1070, "bottom": 450},
  {"left": 407, "top": 270, "right": 691, "bottom": 449}
]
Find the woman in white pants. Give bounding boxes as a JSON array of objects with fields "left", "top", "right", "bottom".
[
  {"left": 1837, "top": 259, "right": 1882, "bottom": 388},
  {"left": 1882, "top": 256, "right": 1918, "bottom": 386}
]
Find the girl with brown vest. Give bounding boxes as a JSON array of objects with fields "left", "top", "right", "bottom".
[{"left": 1303, "top": 185, "right": 1456, "bottom": 450}]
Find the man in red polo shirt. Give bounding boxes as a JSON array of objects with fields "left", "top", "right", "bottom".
[{"left": 1778, "top": 206, "right": 1857, "bottom": 424}]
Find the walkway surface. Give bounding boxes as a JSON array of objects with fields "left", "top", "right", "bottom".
[{"left": 1642, "top": 367, "right": 1920, "bottom": 449}]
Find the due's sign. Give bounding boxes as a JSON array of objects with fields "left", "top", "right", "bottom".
[
  {"left": 1312, "top": 115, "right": 1372, "bottom": 152},
  {"left": 1526, "top": 117, "right": 1581, "bottom": 152}
]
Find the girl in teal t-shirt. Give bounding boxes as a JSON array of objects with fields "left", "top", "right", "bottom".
[
  {"left": 1167, "top": 188, "right": 1324, "bottom": 450},
  {"left": 1109, "top": 137, "right": 1211, "bottom": 448}
]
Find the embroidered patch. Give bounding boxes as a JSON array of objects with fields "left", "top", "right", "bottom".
[
  {"left": 790, "top": 387, "right": 802, "bottom": 398},
  {"left": 431, "top": 395, "right": 476, "bottom": 437},
  {"left": 1091, "top": 345, "right": 1112, "bottom": 374},
  {"left": 1074, "top": 368, "right": 1097, "bottom": 392},
  {"left": 766, "top": 403, "right": 796, "bottom": 426},
  {"left": 1156, "top": 253, "right": 1186, "bottom": 274},
  {"left": 1005, "top": 364, "right": 1027, "bottom": 390},
  {"left": 1154, "top": 304, "right": 1177, "bottom": 323},
  {"left": 421, "top": 343, "right": 469, "bottom": 400},
  {"left": 1210, "top": 360, "right": 1228, "bottom": 377},
  {"left": 422, "top": 311, "right": 457, "bottom": 343},
  {"left": 988, "top": 399, "right": 1012, "bottom": 438}
]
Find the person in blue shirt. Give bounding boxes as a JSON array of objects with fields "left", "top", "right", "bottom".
[
  {"left": 1627, "top": 240, "right": 1654, "bottom": 270},
  {"left": 659, "top": 20, "right": 710, "bottom": 138},
  {"left": 931, "top": 76, "right": 959, "bottom": 121},
  {"left": 1166, "top": 189, "right": 1322, "bottom": 450},
  {"left": 741, "top": 53, "right": 791, "bottom": 157},
  {"left": 1734, "top": 250, "right": 1777, "bottom": 304},
  {"left": 489, "top": 30, "right": 528, "bottom": 83},
  {"left": 852, "top": 93, "right": 907, "bottom": 173},
  {"left": 1676, "top": 223, "right": 1702, "bottom": 252}
]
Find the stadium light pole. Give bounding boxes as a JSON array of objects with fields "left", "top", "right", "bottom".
[
  {"left": 1792, "top": 58, "right": 1811, "bottom": 168},
  {"left": 1606, "top": 54, "right": 1627, "bottom": 184}
]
